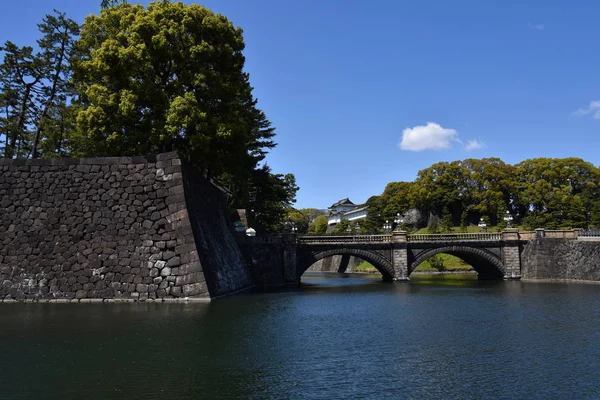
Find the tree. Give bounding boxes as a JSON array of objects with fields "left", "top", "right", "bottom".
[
  {"left": 439, "top": 209, "right": 454, "bottom": 233},
  {"left": 412, "top": 161, "right": 470, "bottom": 225},
  {"left": 332, "top": 219, "right": 352, "bottom": 234},
  {"left": 362, "top": 195, "right": 384, "bottom": 233},
  {"left": 308, "top": 215, "right": 328, "bottom": 234},
  {"left": 0, "top": 10, "right": 79, "bottom": 159},
  {"left": 514, "top": 158, "right": 599, "bottom": 229},
  {"left": 299, "top": 208, "right": 325, "bottom": 223},
  {"left": 286, "top": 208, "right": 325, "bottom": 234},
  {"left": 427, "top": 255, "right": 446, "bottom": 271},
  {"left": 462, "top": 158, "right": 515, "bottom": 225},
  {"left": 246, "top": 165, "right": 298, "bottom": 234},
  {"left": 285, "top": 208, "right": 310, "bottom": 234},
  {"left": 101, "top": 0, "right": 127, "bottom": 9},
  {"left": 30, "top": 11, "right": 79, "bottom": 158},
  {"left": 72, "top": 2, "right": 275, "bottom": 191},
  {"left": 380, "top": 181, "right": 415, "bottom": 221},
  {"left": 0, "top": 43, "right": 44, "bottom": 158}
]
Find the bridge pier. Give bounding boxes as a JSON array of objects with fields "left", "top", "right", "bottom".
[
  {"left": 501, "top": 229, "right": 521, "bottom": 279},
  {"left": 282, "top": 234, "right": 299, "bottom": 285},
  {"left": 392, "top": 231, "right": 409, "bottom": 281}
]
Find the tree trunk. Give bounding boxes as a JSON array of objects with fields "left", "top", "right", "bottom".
[
  {"left": 31, "top": 39, "right": 67, "bottom": 159},
  {"left": 7, "top": 83, "right": 34, "bottom": 159}
]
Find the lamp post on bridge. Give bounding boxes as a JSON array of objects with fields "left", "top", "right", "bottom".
[
  {"left": 394, "top": 213, "right": 404, "bottom": 231},
  {"left": 383, "top": 220, "right": 392, "bottom": 234},
  {"left": 504, "top": 211, "right": 513, "bottom": 228},
  {"left": 478, "top": 218, "right": 487, "bottom": 232},
  {"left": 283, "top": 219, "right": 297, "bottom": 234}
]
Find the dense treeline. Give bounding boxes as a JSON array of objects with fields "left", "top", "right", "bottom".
[
  {"left": 0, "top": 2, "right": 297, "bottom": 233},
  {"left": 284, "top": 157, "right": 600, "bottom": 235},
  {"left": 364, "top": 157, "right": 600, "bottom": 232}
]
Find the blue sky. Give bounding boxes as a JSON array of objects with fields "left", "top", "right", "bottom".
[{"left": 2, "top": 1, "right": 600, "bottom": 209}]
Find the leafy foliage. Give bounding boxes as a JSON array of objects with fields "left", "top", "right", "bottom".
[
  {"left": 246, "top": 166, "right": 298, "bottom": 234},
  {"left": 427, "top": 255, "right": 446, "bottom": 271},
  {"left": 72, "top": 2, "right": 275, "bottom": 181},
  {"left": 308, "top": 215, "right": 328, "bottom": 234},
  {"left": 371, "top": 157, "right": 600, "bottom": 231},
  {"left": 0, "top": 10, "right": 79, "bottom": 158}
]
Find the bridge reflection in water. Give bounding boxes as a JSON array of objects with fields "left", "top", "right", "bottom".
[{"left": 295, "top": 230, "right": 522, "bottom": 282}]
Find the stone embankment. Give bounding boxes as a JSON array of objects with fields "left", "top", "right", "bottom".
[
  {"left": 0, "top": 152, "right": 252, "bottom": 302},
  {"left": 521, "top": 238, "right": 600, "bottom": 281}
]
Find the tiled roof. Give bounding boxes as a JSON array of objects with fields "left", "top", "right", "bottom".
[{"left": 330, "top": 198, "right": 355, "bottom": 208}]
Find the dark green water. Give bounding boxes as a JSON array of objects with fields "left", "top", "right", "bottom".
[{"left": 2, "top": 273, "right": 600, "bottom": 399}]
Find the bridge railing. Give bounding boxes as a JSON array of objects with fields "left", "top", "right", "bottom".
[
  {"left": 579, "top": 229, "right": 600, "bottom": 237},
  {"left": 407, "top": 233, "right": 502, "bottom": 242},
  {"left": 518, "top": 231, "right": 536, "bottom": 240},
  {"left": 297, "top": 235, "right": 392, "bottom": 244}
]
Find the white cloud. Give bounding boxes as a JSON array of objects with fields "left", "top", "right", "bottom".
[
  {"left": 399, "top": 122, "right": 458, "bottom": 151},
  {"left": 465, "top": 139, "right": 486, "bottom": 151},
  {"left": 572, "top": 100, "right": 600, "bottom": 119},
  {"left": 529, "top": 23, "right": 545, "bottom": 30},
  {"left": 399, "top": 122, "right": 486, "bottom": 152}
]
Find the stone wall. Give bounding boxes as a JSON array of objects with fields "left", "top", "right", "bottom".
[
  {"left": 0, "top": 152, "right": 252, "bottom": 302},
  {"left": 180, "top": 159, "right": 252, "bottom": 297},
  {"left": 305, "top": 255, "right": 362, "bottom": 273},
  {"left": 521, "top": 239, "right": 600, "bottom": 281},
  {"left": 237, "top": 235, "right": 286, "bottom": 289}
]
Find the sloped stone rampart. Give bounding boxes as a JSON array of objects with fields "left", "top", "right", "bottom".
[
  {"left": 180, "top": 159, "right": 253, "bottom": 297},
  {"left": 0, "top": 152, "right": 252, "bottom": 302}
]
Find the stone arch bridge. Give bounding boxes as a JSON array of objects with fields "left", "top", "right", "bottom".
[{"left": 283, "top": 230, "right": 523, "bottom": 282}]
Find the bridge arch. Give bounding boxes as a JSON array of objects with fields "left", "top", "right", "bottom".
[
  {"left": 297, "top": 248, "right": 394, "bottom": 281},
  {"left": 410, "top": 245, "right": 505, "bottom": 279}
]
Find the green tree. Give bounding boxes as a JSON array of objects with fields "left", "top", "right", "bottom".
[
  {"left": 0, "top": 10, "right": 79, "bottom": 159},
  {"left": 515, "top": 158, "right": 599, "bottom": 229},
  {"left": 285, "top": 208, "right": 311, "bottom": 234},
  {"left": 247, "top": 165, "right": 298, "bottom": 234},
  {"left": 439, "top": 210, "right": 453, "bottom": 233},
  {"left": 0, "top": 42, "right": 44, "bottom": 158},
  {"left": 362, "top": 195, "right": 384, "bottom": 233},
  {"left": 299, "top": 208, "right": 325, "bottom": 222},
  {"left": 30, "top": 11, "right": 80, "bottom": 158},
  {"left": 72, "top": 2, "right": 275, "bottom": 189},
  {"left": 428, "top": 219, "right": 441, "bottom": 234},
  {"left": 308, "top": 215, "right": 328, "bottom": 234},
  {"left": 413, "top": 161, "right": 470, "bottom": 225},
  {"left": 332, "top": 219, "right": 352, "bottom": 234},
  {"left": 462, "top": 158, "right": 515, "bottom": 225},
  {"left": 428, "top": 254, "right": 446, "bottom": 271},
  {"left": 380, "top": 181, "right": 415, "bottom": 220},
  {"left": 100, "top": 0, "right": 127, "bottom": 9}
]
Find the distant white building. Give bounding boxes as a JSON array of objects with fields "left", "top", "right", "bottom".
[{"left": 327, "top": 198, "right": 368, "bottom": 226}]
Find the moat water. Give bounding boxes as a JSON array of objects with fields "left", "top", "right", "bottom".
[{"left": 2, "top": 273, "right": 600, "bottom": 399}]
